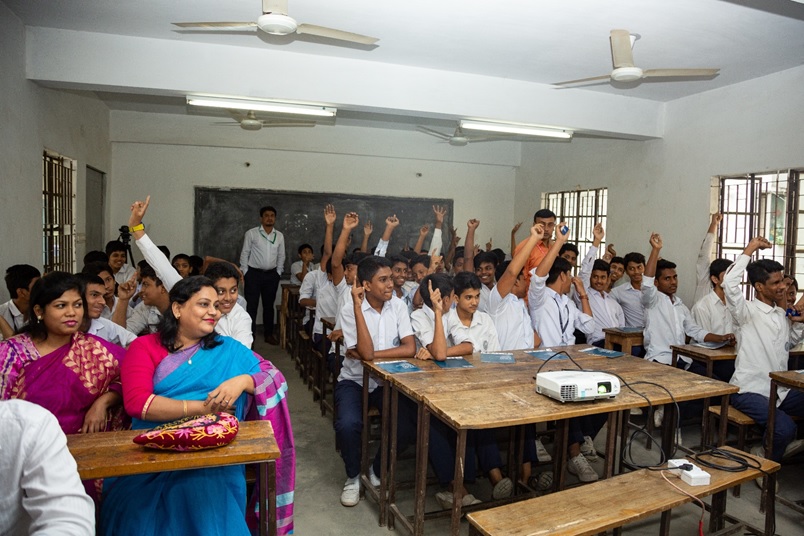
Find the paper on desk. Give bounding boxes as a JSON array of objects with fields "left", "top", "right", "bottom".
[
  {"left": 434, "top": 357, "right": 474, "bottom": 369},
  {"left": 376, "top": 360, "right": 423, "bottom": 373},
  {"left": 581, "top": 347, "right": 624, "bottom": 358},
  {"left": 525, "top": 349, "right": 568, "bottom": 361},
  {"left": 691, "top": 341, "right": 728, "bottom": 349},
  {"left": 480, "top": 352, "right": 516, "bottom": 363}
]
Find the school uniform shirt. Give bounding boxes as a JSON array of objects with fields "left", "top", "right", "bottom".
[
  {"left": 528, "top": 268, "right": 594, "bottom": 347},
  {"left": 215, "top": 303, "right": 254, "bottom": 348},
  {"left": 0, "top": 299, "right": 25, "bottom": 333},
  {"left": 289, "top": 260, "right": 316, "bottom": 286},
  {"left": 135, "top": 233, "right": 182, "bottom": 290},
  {"left": 691, "top": 290, "right": 739, "bottom": 342},
  {"left": 610, "top": 281, "right": 645, "bottom": 328},
  {"left": 113, "top": 263, "right": 137, "bottom": 286},
  {"left": 446, "top": 308, "right": 501, "bottom": 353},
  {"left": 239, "top": 227, "right": 286, "bottom": 276},
  {"left": 477, "top": 284, "right": 491, "bottom": 314},
  {"left": 339, "top": 295, "right": 414, "bottom": 392},
  {"left": 693, "top": 232, "right": 716, "bottom": 305},
  {"left": 332, "top": 289, "right": 353, "bottom": 358},
  {"left": 88, "top": 317, "right": 136, "bottom": 348},
  {"left": 298, "top": 269, "right": 324, "bottom": 325},
  {"left": 724, "top": 255, "right": 804, "bottom": 402},
  {"left": 575, "top": 245, "right": 625, "bottom": 344},
  {"left": 641, "top": 275, "right": 708, "bottom": 366},
  {"left": 488, "top": 286, "right": 534, "bottom": 351},
  {"left": 126, "top": 302, "right": 162, "bottom": 335},
  {"left": 410, "top": 305, "right": 452, "bottom": 350},
  {"left": 100, "top": 296, "right": 122, "bottom": 320},
  {"left": 312, "top": 277, "right": 347, "bottom": 336}
]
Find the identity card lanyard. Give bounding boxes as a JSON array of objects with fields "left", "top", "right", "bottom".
[
  {"left": 552, "top": 295, "right": 570, "bottom": 343},
  {"left": 260, "top": 228, "right": 277, "bottom": 244}
]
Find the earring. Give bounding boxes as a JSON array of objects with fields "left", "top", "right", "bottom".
[{"left": 37, "top": 316, "right": 42, "bottom": 321}]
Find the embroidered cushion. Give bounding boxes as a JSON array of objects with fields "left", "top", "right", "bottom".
[{"left": 133, "top": 412, "right": 239, "bottom": 451}]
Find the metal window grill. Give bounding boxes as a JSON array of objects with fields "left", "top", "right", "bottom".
[
  {"left": 541, "top": 188, "right": 608, "bottom": 270},
  {"left": 42, "top": 151, "right": 76, "bottom": 273}
]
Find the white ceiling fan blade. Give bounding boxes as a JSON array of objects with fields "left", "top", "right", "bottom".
[
  {"left": 417, "top": 126, "right": 452, "bottom": 141},
  {"left": 466, "top": 137, "right": 503, "bottom": 143},
  {"left": 296, "top": 24, "right": 378, "bottom": 45},
  {"left": 643, "top": 68, "right": 720, "bottom": 79},
  {"left": 212, "top": 123, "right": 243, "bottom": 126},
  {"left": 173, "top": 22, "right": 257, "bottom": 29},
  {"left": 263, "top": 0, "right": 289, "bottom": 15},
  {"left": 610, "top": 29, "right": 635, "bottom": 69},
  {"left": 553, "top": 74, "right": 611, "bottom": 86},
  {"left": 260, "top": 122, "right": 316, "bottom": 128}
]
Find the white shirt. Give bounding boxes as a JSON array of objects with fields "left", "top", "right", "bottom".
[
  {"left": 610, "top": 281, "right": 646, "bottom": 328},
  {"left": 724, "top": 255, "right": 804, "bottom": 402},
  {"left": 240, "top": 227, "right": 286, "bottom": 275},
  {"left": 126, "top": 302, "right": 162, "bottom": 335},
  {"left": 692, "top": 290, "right": 739, "bottom": 342},
  {"left": 0, "top": 299, "right": 25, "bottom": 332},
  {"left": 100, "top": 296, "right": 130, "bottom": 321},
  {"left": 0, "top": 400, "right": 95, "bottom": 536},
  {"left": 338, "top": 296, "right": 413, "bottom": 390},
  {"left": 113, "top": 263, "right": 137, "bottom": 286},
  {"left": 641, "top": 275, "right": 708, "bottom": 366},
  {"left": 694, "top": 232, "right": 716, "bottom": 305},
  {"left": 478, "top": 284, "right": 491, "bottom": 314},
  {"left": 135, "top": 233, "right": 182, "bottom": 290},
  {"left": 411, "top": 305, "right": 452, "bottom": 350},
  {"left": 215, "top": 303, "right": 254, "bottom": 347},
  {"left": 576, "top": 245, "right": 625, "bottom": 344},
  {"left": 528, "top": 268, "right": 594, "bottom": 347},
  {"left": 312, "top": 276, "right": 347, "bottom": 336},
  {"left": 446, "top": 308, "right": 500, "bottom": 353},
  {"left": 299, "top": 269, "right": 325, "bottom": 325},
  {"left": 290, "top": 260, "right": 316, "bottom": 286},
  {"left": 88, "top": 317, "right": 136, "bottom": 348},
  {"left": 488, "top": 286, "right": 534, "bottom": 351}
]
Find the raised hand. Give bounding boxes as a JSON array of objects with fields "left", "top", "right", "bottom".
[
  {"left": 555, "top": 222, "right": 570, "bottom": 244},
  {"left": 649, "top": 232, "right": 663, "bottom": 250},
  {"left": 129, "top": 195, "right": 151, "bottom": 228},
  {"left": 351, "top": 276, "right": 365, "bottom": 306},
  {"left": 363, "top": 220, "right": 373, "bottom": 235},
  {"left": 606, "top": 244, "right": 617, "bottom": 257},
  {"left": 485, "top": 238, "right": 493, "bottom": 251},
  {"left": 467, "top": 219, "right": 480, "bottom": 230},
  {"left": 343, "top": 212, "right": 359, "bottom": 231},
  {"left": 530, "top": 222, "right": 544, "bottom": 242},
  {"left": 711, "top": 212, "right": 723, "bottom": 226},
  {"left": 593, "top": 223, "right": 605, "bottom": 242},
  {"left": 433, "top": 205, "right": 447, "bottom": 224},
  {"left": 324, "top": 204, "right": 337, "bottom": 226},
  {"left": 419, "top": 224, "right": 430, "bottom": 236},
  {"left": 117, "top": 275, "right": 138, "bottom": 301},
  {"left": 451, "top": 227, "right": 461, "bottom": 246},
  {"left": 428, "top": 279, "right": 442, "bottom": 310},
  {"left": 512, "top": 222, "right": 523, "bottom": 235},
  {"left": 385, "top": 214, "right": 400, "bottom": 228}
]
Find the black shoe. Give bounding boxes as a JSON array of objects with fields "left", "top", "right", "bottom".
[{"left": 265, "top": 335, "right": 279, "bottom": 345}]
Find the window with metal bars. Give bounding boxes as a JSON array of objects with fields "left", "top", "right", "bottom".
[
  {"left": 540, "top": 188, "right": 608, "bottom": 270},
  {"left": 713, "top": 170, "right": 802, "bottom": 294},
  {"left": 42, "top": 151, "right": 76, "bottom": 273}
]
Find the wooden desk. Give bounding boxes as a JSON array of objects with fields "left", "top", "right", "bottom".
[
  {"left": 366, "top": 346, "right": 738, "bottom": 536},
  {"left": 671, "top": 344, "right": 738, "bottom": 447},
  {"left": 603, "top": 327, "right": 644, "bottom": 355},
  {"left": 467, "top": 446, "right": 779, "bottom": 536},
  {"left": 67, "top": 421, "right": 281, "bottom": 536},
  {"left": 765, "top": 369, "right": 804, "bottom": 515}
]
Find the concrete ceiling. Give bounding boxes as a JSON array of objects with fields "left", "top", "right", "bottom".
[{"left": 5, "top": 0, "right": 804, "bottom": 138}]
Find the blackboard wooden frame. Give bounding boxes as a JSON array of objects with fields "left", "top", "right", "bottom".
[{"left": 194, "top": 187, "right": 454, "bottom": 275}]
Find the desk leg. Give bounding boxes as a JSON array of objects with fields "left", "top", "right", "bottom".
[
  {"left": 378, "top": 382, "right": 391, "bottom": 527},
  {"left": 700, "top": 358, "right": 714, "bottom": 449},
  {"left": 554, "top": 419, "right": 569, "bottom": 492},
  {"left": 384, "top": 388, "right": 398, "bottom": 529},
  {"left": 360, "top": 368, "right": 370, "bottom": 500},
  {"left": 412, "top": 404, "right": 430, "bottom": 536},
  {"left": 718, "top": 395, "right": 729, "bottom": 447},
  {"left": 709, "top": 490, "right": 726, "bottom": 533},
  {"left": 661, "top": 404, "right": 677, "bottom": 458},
  {"left": 604, "top": 412, "right": 618, "bottom": 479},
  {"left": 259, "top": 461, "right": 276, "bottom": 536},
  {"left": 604, "top": 336, "right": 614, "bottom": 351},
  {"left": 761, "top": 382, "right": 778, "bottom": 515},
  {"left": 765, "top": 472, "right": 777, "bottom": 536},
  {"left": 450, "top": 430, "right": 468, "bottom": 536},
  {"left": 623, "top": 340, "right": 632, "bottom": 356}
]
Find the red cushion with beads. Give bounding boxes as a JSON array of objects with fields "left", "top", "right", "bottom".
[{"left": 133, "top": 412, "right": 239, "bottom": 451}]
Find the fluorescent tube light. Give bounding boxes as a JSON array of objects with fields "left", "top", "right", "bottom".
[
  {"left": 187, "top": 96, "right": 336, "bottom": 117},
  {"left": 459, "top": 120, "right": 572, "bottom": 139}
]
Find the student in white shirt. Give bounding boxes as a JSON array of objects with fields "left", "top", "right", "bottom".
[
  {"left": 693, "top": 213, "right": 723, "bottom": 304},
  {"left": 1, "top": 264, "right": 40, "bottom": 336},
  {"left": 0, "top": 399, "right": 95, "bottom": 536},
  {"left": 691, "top": 258, "right": 738, "bottom": 381},
  {"left": 610, "top": 251, "right": 647, "bottom": 329},
  {"left": 724, "top": 236, "right": 804, "bottom": 462},
  {"left": 77, "top": 273, "right": 136, "bottom": 348},
  {"left": 311, "top": 211, "right": 353, "bottom": 352},
  {"left": 389, "top": 255, "right": 415, "bottom": 313},
  {"left": 472, "top": 251, "right": 498, "bottom": 314},
  {"left": 559, "top": 243, "right": 579, "bottom": 274},
  {"left": 528, "top": 223, "right": 601, "bottom": 483},
  {"left": 128, "top": 196, "right": 253, "bottom": 347},
  {"left": 125, "top": 262, "right": 168, "bottom": 336},
  {"left": 336, "top": 254, "right": 417, "bottom": 507},
  {"left": 105, "top": 240, "right": 137, "bottom": 286},
  {"left": 81, "top": 262, "right": 132, "bottom": 328},
  {"left": 289, "top": 243, "right": 316, "bottom": 286}
]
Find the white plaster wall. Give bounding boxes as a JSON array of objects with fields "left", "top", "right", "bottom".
[
  {"left": 515, "top": 65, "right": 804, "bottom": 305},
  {"left": 0, "top": 4, "right": 111, "bottom": 302}
]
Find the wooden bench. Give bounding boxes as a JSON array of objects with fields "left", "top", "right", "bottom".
[{"left": 466, "top": 446, "right": 778, "bottom": 536}]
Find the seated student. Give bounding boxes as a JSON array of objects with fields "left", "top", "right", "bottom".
[
  {"left": 642, "top": 233, "right": 735, "bottom": 428},
  {"left": 188, "top": 255, "right": 204, "bottom": 276},
  {"left": 1, "top": 399, "right": 95, "bottom": 536},
  {"left": 335, "top": 256, "right": 417, "bottom": 507},
  {"left": 559, "top": 243, "right": 579, "bottom": 272},
  {"left": 326, "top": 251, "right": 366, "bottom": 373},
  {"left": 608, "top": 256, "right": 626, "bottom": 291},
  {"left": 389, "top": 254, "right": 415, "bottom": 312},
  {"left": 83, "top": 250, "right": 108, "bottom": 265},
  {"left": 724, "top": 237, "right": 804, "bottom": 463},
  {"left": 412, "top": 205, "right": 447, "bottom": 256},
  {"left": 299, "top": 206, "right": 336, "bottom": 333},
  {"left": 610, "top": 251, "right": 647, "bottom": 329},
  {"left": 691, "top": 257, "right": 738, "bottom": 381},
  {"left": 692, "top": 213, "right": 722, "bottom": 303},
  {"left": 1, "top": 264, "right": 41, "bottom": 335},
  {"left": 76, "top": 273, "right": 136, "bottom": 348},
  {"left": 128, "top": 196, "right": 252, "bottom": 346},
  {"left": 450, "top": 246, "right": 465, "bottom": 274},
  {"left": 126, "top": 261, "right": 169, "bottom": 336},
  {"left": 577, "top": 224, "right": 624, "bottom": 348},
  {"left": 290, "top": 243, "right": 316, "bottom": 286},
  {"left": 514, "top": 208, "right": 557, "bottom": 290},
  {"left": 170, "top": 254, "right": 192, "bottom": 279},
  {"left": 82, "top": 262, "right": 131, "bottom": 325},
  {"left": 105, "top": 240, "right": 136, "bottom": 285},
  {"left": 373, "top": 214, "right": 400, "bottom": 257},
  {"left": 528, "top": 223, "right": 601, "bottom": 483},
  {"left": 472, "top": 251, "right": 498, "bottom": 314}
]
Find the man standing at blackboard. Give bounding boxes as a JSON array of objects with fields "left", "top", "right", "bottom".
[{"left": 240, "top": 205, "right": 286, "bottom": 344}]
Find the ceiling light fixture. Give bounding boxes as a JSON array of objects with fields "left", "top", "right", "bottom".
[
  {"left": 187, "top": 96, "right": 336, "bottom": 117},
  {"left": 459, "top": 120, "right": 572, "bottom": 139}
]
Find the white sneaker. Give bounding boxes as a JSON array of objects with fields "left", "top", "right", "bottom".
[
  {"left": 783, "top": 438, "right": 804, "bottom": 459},
  {"left": 653, "top": 406, "right": 664, "bottom": 428},
  {"left": 435, "top": 490, "right": 482, "bottom": 510},
  {"left": 368, "top": 466, "right": 381, "bottom": 488},
  {"left": 340, "top": 477, "right": 360, "bottom": 507},
  {"left": 580, "top": 436, "right": 598, "bottom": 461},
  {"left": 491, "top": 477, "right": 513, "bottom": 500},
  {"left": 750, "top": 443, "right": 766, "bottom": 459},
  {"left": 630, "top": 407, "right": 643, "bottom": 416},
  {"left": 535, "top": 439, "right": 552, "bottom": 462},
  {"left": 567, "top": 454, "right": 599, "bottom": 483}
]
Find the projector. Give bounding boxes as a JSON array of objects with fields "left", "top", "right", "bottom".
[{"left": 536, "top": 370, "right": 620, "bottom": 403}]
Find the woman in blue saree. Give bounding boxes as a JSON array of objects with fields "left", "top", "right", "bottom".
[{"left": 101, "top": 276, "right": 294, "bottom": 535}]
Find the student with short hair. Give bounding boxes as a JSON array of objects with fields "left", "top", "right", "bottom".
[
  {"left": 373, "top": 214, "right": 400, "bottom": 257},
  {"left": 82, "top": 262, "right": 127, "bottom": 323},
  {"left": 170, "top": 254, "right": 192, "bottom": 279},
  {"left": 290, "top": 243, "right": 316, "bottom": 286},
  {"left": 611, "top": 251, "right": 647, "bottom": 329},
  {"left": 105, "top": 240, "right": 137, "bottom": 286},
  {"left": 126, "top": 262, "right": 168, "bottom": 336},
  {"left": 514, "top": 208, "right": 557, "bottom": 290},
  {"left": 75, "top": 273, "right": 136, "bottom": 348},
  {"left": 83, "top": 250, "right": 108, "bottom": 265},
  {"left": 558, "top": 242, "right": 579, "bottom": 270},
  {"left": 389, "top": 254, "right": 415, "bottom": 311},
  {"left": 693, "top": 213, "right": 723, "bottom": 304},
  {"left": 1, "top": 264, "right": 41, "bottom": 334},
  {"left": 335, "top": 256, "right": 417, "bottom": 507},
  {"left": 691, "top": 257, "right": 737, "bottom": 381},
  {"left": 473, "top": 251, "right": 498, "bottom": 314},
  {"left": 577, "top": 223, "right": 624, "bottom": 348},
  {"left": 608, "top": 256, "right": 626, "bottom": 290},
  {"left": 724, "top": 236, "right": 804, "bottom": 462}
]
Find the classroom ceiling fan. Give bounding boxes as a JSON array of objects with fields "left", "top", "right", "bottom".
[
  {"left": 214, "top": 110, "right": 316, "bottom": 131},
  {"left": 554, "top": 29, "right": 720, "bottom": 86},
  {"left": 416, "top": 126, "right": 503, "bottom": 147},
  {"left": 172, "top": 0, "right": 378, "bottom": 46}
]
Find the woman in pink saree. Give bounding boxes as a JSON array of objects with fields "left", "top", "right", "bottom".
[{"left": 0, "top": 271, "right": 126, "bottom": 435}]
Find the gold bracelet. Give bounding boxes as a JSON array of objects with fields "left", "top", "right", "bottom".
[{"left": 182, "top": 400, "right": 188, "bottom": 418}]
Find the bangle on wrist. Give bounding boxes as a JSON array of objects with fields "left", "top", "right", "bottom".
[
  {"left": 182, "top": 400, "right": 188, "bottom": 418},
  {"left": 579, "top": 295, "right": 588, "bottom": 300},
  {"left": 129, "top": 223, "right": 144, "bottom": 232}
]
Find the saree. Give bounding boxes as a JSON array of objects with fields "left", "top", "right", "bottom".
[
  {"left": 0, "top": 332, "right": 126, "bottom": 434},
  {"left": 101, "top": 335, "right": 295, "bottom": 536}
]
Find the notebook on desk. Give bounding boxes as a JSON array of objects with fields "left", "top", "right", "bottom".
[{"left": 434, "top": 357, "right": 474, "bottom": 369}]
